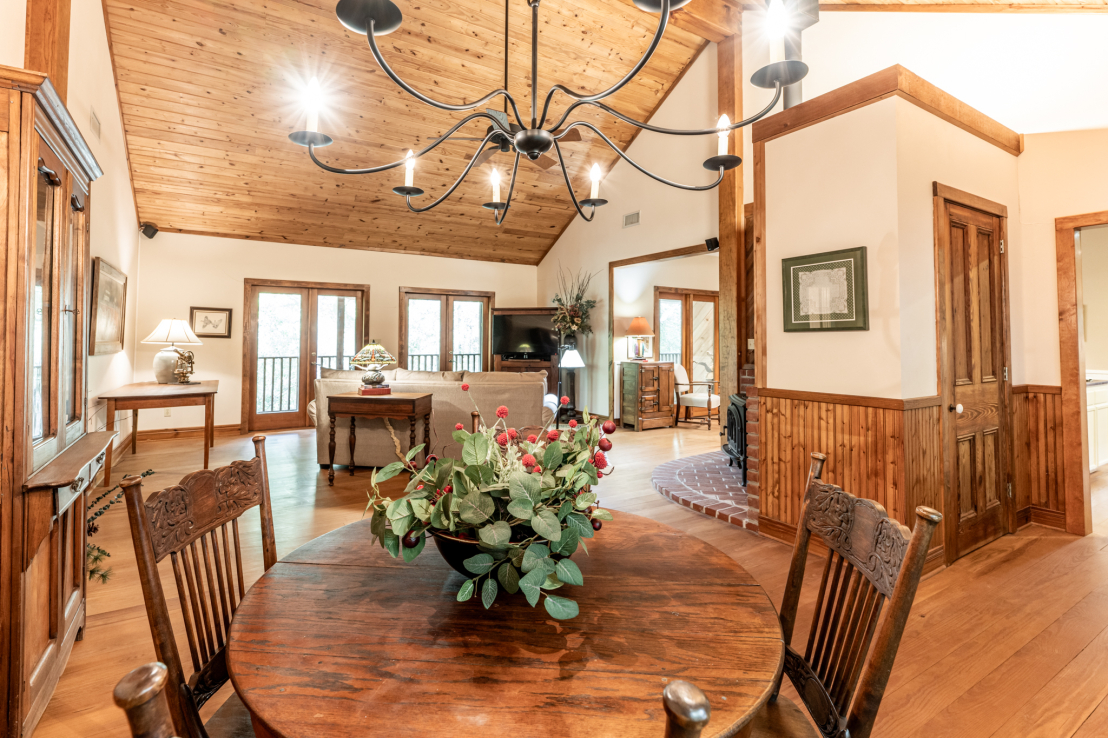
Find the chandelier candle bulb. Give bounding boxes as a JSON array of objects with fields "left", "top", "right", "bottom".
[
  {"left": 491, "top": 169, "right": 501, "bottom": 203},
  {"left": 590, "top": 164, "right": 601, "bottom": 200},
  {"left": 767, "top": 0, "right": 787, "bottom": 64},
  {"left": 305, "top": 77, "right": 322, "bottom": 133},
  {"left": 404, "top": 150, "right": 415, "bottom": 187},
  {"left": 717, "top": 115, "right": 730, "bottom": 156}
]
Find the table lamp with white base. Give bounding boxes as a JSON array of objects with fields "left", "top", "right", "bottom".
[{"left": 141, "top": 319, "right": 203, "bottom": 384}]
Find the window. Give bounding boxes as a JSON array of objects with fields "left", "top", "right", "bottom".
[
  {"left": 399, "top": 288, "right": 494, "bottom": 372},
  {"left": 655, "top": 287, "right": 719, "bottom": 384}
]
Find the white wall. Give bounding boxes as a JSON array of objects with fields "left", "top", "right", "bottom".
[
  {"left": 66, "top": 0, "right": 142, "bottom": 445},
  {"left": 0, "top": 0, "right": 26, "bottom": 69},
  {"left": 133, "top": 232, "right": 538, "bottom": 430},
  {"left": 538, "top": 45, "right": 720, "bottom": 415},
  {"left": 1080, "top": 225, "right": 1108, "bottom": 372},
  {"left": 612, "top": 251, "right": 719, "bottom": 417}
]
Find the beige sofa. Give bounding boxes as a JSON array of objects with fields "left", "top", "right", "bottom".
[{"left": 309, "top": 368, "right": 557, "bottom": 469}]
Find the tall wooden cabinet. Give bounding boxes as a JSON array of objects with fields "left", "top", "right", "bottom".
[
  {"left": 0, "top": 66, "right": 108, "bottom": 737},
  {"left": 620, "top": 361, "right": 676, "bottom": 431}
]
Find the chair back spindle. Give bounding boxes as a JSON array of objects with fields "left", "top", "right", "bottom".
[
  {"left": 774, "top": 452, "right": 941, "bottom": 738},
  {"left": 113, "top": 662, "right": 179, "bottom": 738},
  {"left": 662, "top": 680, "right": 711, "bottom": 738},
  {"left": 122, "top": 436, "right": 276, "bottom": 738}
]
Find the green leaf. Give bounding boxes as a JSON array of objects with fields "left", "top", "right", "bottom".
[
  {"left": 392, "top": 513, "right": 414, "bottom": 539},
  {"left": 555, "top": 558, "right": 583, "bottom": 586},
  {"left": 497, "top": 562, "right": 520, "bottom": 594},
  {"left": 555, "top": 467, "right": 574, "bottom": 478},
  {"left": 543, "top": 443, "right": 564, "bottom": 470},
  {"left": 452, "top": 429, "right": 471, "bottom": 444},
  {"left": 552, "top": 526, "right": 579, "bottom": 556},
  {"left": 464, "top": 465, "right": 483, "bottom": 488},
  {"left": 410, "top": 498, "right": 433, "bottom": 521},
  {"left": 457, "top": 579, "right": 475, "bottom": 602},
  {"left": 385, "top": 498, "right": 411, "bottom": 520},
  {"left": 435, "top": 460, "right": 455, "bottom": 492},
  {"left": 591, "top": 508, "right": 613, "bottom": 521},
  {"left": 463, "top": 553, "right": 496, "bottom": 575},
  {"left": 370, "top": 507, "right": 387, "bottom": 542},
  {"left": 481, "top": 578, "right": 499, "bottom": 609},
  {"left": 376, "top": 461, "right": 408, "bottom": 484},
  {"left": 573, "top": 472, "right": 590, "bottom": 492},
  {"left": 383, "top": 530, "right": 400, "bottom": 558},
  {"left": 458, "top": 491, "right": 494, "bottom": 524},
  {"left": 557, "top": 500, "right": 573, "bottom": 521},
  {"left": 506, "top": 498, "right": 535, "bottom": 520},
  {"left": 519, "top": 569, "right": 545, "bottom": 607},
  {"left": 508, "top": 546, "right": 525, "bottom": 568},
  {"left": 521, "top": 544, "right": 550, "bottom": 573},
  {"left": 574, "top": 492, "right": 597, "bottom": 510},
  {"left": 405, "top": 443, "right": 426, "bottom": 462},
  {"left": 532, "top": 509, "right": 562, "bottom": 543},
  {"left": 584, "top": 462, "right": 599, "bottom": 485},
  {"left": 462, "top": 433, "right": 490, "bottom": 466},
  {"left": 543, "top": 595, "right": 579, "bottom": 620},
  {"left": 566, "top": 512, "right": 594, "bottom": 539},
  {"left": 430, "top": 493, "right": 451, "bottom": 527},
  {"left": 478, "top": 520, "right": 512, "bottom": 547},
  {"left": 509, "top": 471, "right": 541, "bottom": 503},
  {"left": 402, "top": 532, "right": 426, "bottom": 562},
  {"left": 541, "top": 572, "right": 564, "bottom": 590}
]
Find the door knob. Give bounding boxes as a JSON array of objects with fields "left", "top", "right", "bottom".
[{"left": 948, "top": 403, "right": 964, "bottom": 413}]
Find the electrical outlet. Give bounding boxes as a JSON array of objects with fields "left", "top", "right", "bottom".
[
  {"left": 747, "top": 338, "right": 754, "bottom": 350},
  {"left": 164, "top": 409, "right": 172, "bottom": 417}
]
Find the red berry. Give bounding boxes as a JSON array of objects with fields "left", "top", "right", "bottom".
[
  {"left": 402, "top": 530, "right": 421, "bottom": 548},
  {"left": 568, "top": 419, "right": 577, "bottom": 428},
  {"left": 533, "top": 465, "right": 543, "bottom": 474},
  {"left": 560, "top": 395, "right": 570, "bottom": 405},
  {"left": 443, "top": 484, "right": 452, "bottom": 494},
  {"left": 521, "top": 453, "right": 537, "bottom": 468},
  {"left": 496, "top": 405, "right": 509, "bottom": 419},
  {"left": 598, "top": 438, "right": 612, "bottom": 452},
  {"left": 591, "top": 519, "right": 603, "bottom": 531},
  {"left": 547, "top": 430, "right": 560, "bottom": 442},
  {"left": 427, "top": 454, "right": 438, "bottom": 464},
  {"left": 508, "top": 427, "right": 518, "bottom": 439},
  {"left": 596, "top": 471, "right": 603, "bottom": 479},
  {"left": 593, "top": 451, "right": 608, "bottom": 470},
  {"left": 602, "top": 420, "right": 617, "bottom": 434},
  {"left": 497, "top": 433, "right": 509, "bottom": 446},
  {"left": 455, "top": 423, "right": 464, "bottom": 431},
  {"left": 461, "top": 383, "right": 470, "bottom": 391}
]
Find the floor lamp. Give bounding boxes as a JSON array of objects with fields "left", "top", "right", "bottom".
[{"left": 560, "top": 346, "right": 586, "bottom": 426}]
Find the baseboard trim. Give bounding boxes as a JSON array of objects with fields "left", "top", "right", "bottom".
[
  {"left": 1029, "top": 505, "right": 1067, "bottom": 530},
  {"left": 136, "top": 424, "right": 241, "bottom": 442},
  {"left": 757, "top": 516, "right": 798, "bottom": 545},
  {"left": 1017, "top": 506, "right": 1031, "bottom": 528}
]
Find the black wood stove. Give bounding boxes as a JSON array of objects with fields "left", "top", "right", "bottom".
[{"left": 721, "top": 394, "right": 747, "bottom": 485}]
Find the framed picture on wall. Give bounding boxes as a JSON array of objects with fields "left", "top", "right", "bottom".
[
  {"left": 782, "top": 247, "right": 869, "bottom": 332},
  {"left": 90, "top": 257, "right": 128, "bottom": 354},
  {"left": 190, "top": 307, "right": 233, "bottom": 338}
]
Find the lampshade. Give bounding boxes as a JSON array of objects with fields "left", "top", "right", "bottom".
[
  {"left": 141, "top": 319, "right": 202, "bottom": 345},
  {"left": 561, "top": 348, "right": 585, "bottom": 369},
  {"left": 626, "top": 317, "right": 653, "bottom": 337},
  {"left": 351, "top": 341, "right": 396, "bottom": 368}
]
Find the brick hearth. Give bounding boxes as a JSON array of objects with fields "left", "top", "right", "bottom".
[{"left": 651, "top": 451, "right": 757, "bottom": 532}]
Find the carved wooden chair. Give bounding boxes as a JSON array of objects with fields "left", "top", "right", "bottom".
[
  {"left": 114, "top": 662, "right": 178, "bottom": 738},
  {"left": 121, "top": 436, "right": 277, "bottom": 738}
]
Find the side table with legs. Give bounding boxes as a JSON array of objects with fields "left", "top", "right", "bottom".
[{"left": 327, "top": 392, "right": 433, "bottom": 486}]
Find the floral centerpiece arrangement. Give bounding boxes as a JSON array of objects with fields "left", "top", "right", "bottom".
[
  {"left": 365, "top": 391, "right": 617, "bottom": 620},
  {"left": 552, "top": 268, "right": 598, "bottom": 338}
]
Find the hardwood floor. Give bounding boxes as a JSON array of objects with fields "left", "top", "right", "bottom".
[{"left": 34, "top": 427, "right": 1108, "bottom": 738}]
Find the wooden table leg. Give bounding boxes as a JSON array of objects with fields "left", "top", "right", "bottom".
[
  {"left": 209, "top": 394, "right": 215, "bottom": 448},
  {"left": 409, "top": 416, "right": 416, "bottom": 460},
  {"left": 423, "top": 413, "right": 430, "bottom": 467},
  {"left": 328, "top": 413, "right": 337, "bottom": 486},
  {"left": 203, "top": 396, "right": 211, "bottom": 469},
  {"left": 131, "top": 409, "right": 138, "bottom": 454},
  {"left": 349, "top": 416, "right": 357, "bottom": 476},
  {"left": 104, "top": 399, "right": 116, "bottom": 487}
]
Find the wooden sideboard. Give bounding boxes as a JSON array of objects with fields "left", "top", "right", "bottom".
[
  {"left": 620, "top": 361, "right": 676, "bottom": 431},
  {"left": 0, "top": 65, "right": 104, "bottom": 737}
]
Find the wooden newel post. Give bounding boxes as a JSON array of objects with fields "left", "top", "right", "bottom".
[
  {"left": 471, "top": 411, "right": 481, "bottom": 433},
  {"left": 113, "top": 662, "right": 178, "bottom": 738},
  {"left": 662, "top": 680, "right": 711, "bottom": 738}
]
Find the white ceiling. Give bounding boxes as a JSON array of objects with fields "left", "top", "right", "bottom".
[{"left": 753, "top": 14, "right": 1108, "bottom": 135}]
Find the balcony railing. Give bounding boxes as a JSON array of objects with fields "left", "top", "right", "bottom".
[
  {"left": 660, "top": 353, "right": 681, "bottom": 364},
  {"left": 316, "top": 355, "right": 353, "bottom": 377},
  {"left": 257, "top": 356, "right": 299, "bottom": 414},
  {"left": 452, "top": 353, "right": 481, "bottom": 372}
]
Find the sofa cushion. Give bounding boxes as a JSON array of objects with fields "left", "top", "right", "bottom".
[
  {"left": 462, "top": 370, "right": 547, "bottom": 384},
  {"left": 393, "top": 368, "right": 465, "bottom": 383},
  {"left": 320, "top": 367, "right": 366, "bottom": 381}
]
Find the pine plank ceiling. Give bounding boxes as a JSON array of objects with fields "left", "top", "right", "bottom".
[{"left": 102, "top": 0, "right": 708, "bottom": 265}]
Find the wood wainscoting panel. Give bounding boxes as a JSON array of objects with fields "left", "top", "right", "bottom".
[
  {"left": 758, "top": 389, "right": 943, "bottom": 560},
  {"left": 1011, "top": 384, "right": 1067, "bottom": 530}
]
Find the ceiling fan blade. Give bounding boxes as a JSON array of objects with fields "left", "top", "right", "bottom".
[
  {"left": 527, "top": 154, "right": 558, "bottom": 171},
  {"left": 474, "top": 146, "right": 501, "bottom": 168},
  {"left": 486, "top": 107, "right": 511, "bottom": 129},
  {"left": 557, "top": 128, "right": 583, "bottom": 143}
]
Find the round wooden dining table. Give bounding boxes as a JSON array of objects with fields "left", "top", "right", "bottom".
[{"left": 226, "top": 510, "right": 784, "bottom": 738}]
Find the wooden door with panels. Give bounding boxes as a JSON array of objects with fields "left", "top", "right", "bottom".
[
  {"left": 935, "top": 184, "right": 1013, "bottom": 563},
  {"left": 399, "top": 288, "right": 493, "bottom": 373},
  {"left": 655, "top": 287, "right": 720, "bottom": 420}
]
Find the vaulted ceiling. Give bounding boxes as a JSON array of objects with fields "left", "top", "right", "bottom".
[{"left": 102, "top": 0, "right": 708, "bottom": 265}]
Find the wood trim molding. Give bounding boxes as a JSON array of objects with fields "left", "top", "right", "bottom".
[
  {"left": 718, "top": 31, "right": 744, "bottom": 405},
  {"left": 1055, "top": 213, "right": 1104, "bottom": 536},
  {"left": 397, "top": 287, "right": 495, "bottom": 372},
  {"left": 1012, "top": 384, "right": 1062, "bottom": 395},
  {"left": 609, "top": 244, "right": 708, "bottom": 270},
  {"left": 932, "top": 182, "right": 1008, "bottom": 218},
  {"left": 758, "top": 387, "right": 941, "bottom": 411},
  {"left": 753, "top": 141, "right": 767, "bottom": 388},
  {"left": 751, "top": 65, "right": 1022, "bottom": 157},
  {"left": 136, "top": 424, "right": 240, "bottom": 442}
]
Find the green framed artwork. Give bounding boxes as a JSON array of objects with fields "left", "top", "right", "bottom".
[{"left": 782, "top": 247, "right": 869, "bottom": 332}]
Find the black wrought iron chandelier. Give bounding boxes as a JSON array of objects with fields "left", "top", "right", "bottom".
[{"left": 289, "top": 0, "right": 808, "bottom": 225}]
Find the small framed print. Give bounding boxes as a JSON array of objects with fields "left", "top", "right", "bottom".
[
  {"left": 782, "top": 247, "right": 869, "bottom": 332},
  {"left": 190, "top": 307, "right": 233, "bottom": 339}
]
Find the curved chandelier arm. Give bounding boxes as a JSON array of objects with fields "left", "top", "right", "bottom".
[
  {"left": 553, "top": 140, "right": 596, "bottom": 222},
  {"left": 560, "top": 122, "right": 725, "bottom": 192},
  {"left": 368, "top": 21, "right": 525, "bottom": 128},
  {"left": 536, "top": 0, "right": 669, "bottom": 128},
  {"left": 548, "top": 82, "right": 782, "bottom": 137},
  {"left": 405, "top": 131, "right": 502, "bottom": 213},
  {"left": 494, "top": 152, "right": 522, "bottom": 226},
  {"left": 306, "top": 112, "right": 504, "bottom": 175}
]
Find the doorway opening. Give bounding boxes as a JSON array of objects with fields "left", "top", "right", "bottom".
[
  {"left": 398, "top": 288, "right": 493, "bottom": 372},
  {"left": 241, "top": 280, "right": 370, "bottom": 432}
]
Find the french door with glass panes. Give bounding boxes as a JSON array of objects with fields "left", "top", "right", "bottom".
[
  {"left": 245, "top": 281, "right": 368, "bottom": 431},
  {"left": 400, "top": 289, "right": 493, "bottom": 372},
  {"left": 655, "top": 288, "right": 720, "bottom": 396}
]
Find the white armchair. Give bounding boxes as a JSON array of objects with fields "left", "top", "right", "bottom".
[{"left": 672, "top": 363, "right": 721, "bottom": 429}]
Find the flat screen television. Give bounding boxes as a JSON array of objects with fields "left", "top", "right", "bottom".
[{"left": 493, "top": 313, "right": 559, "bottom": 358}]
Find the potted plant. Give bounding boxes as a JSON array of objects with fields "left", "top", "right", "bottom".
[
  {"left": 552, "top": 268, "right": 598, "bottom": 341},
  {"left": 365, "top": 393, "right": 618, "bottom": 620}
]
